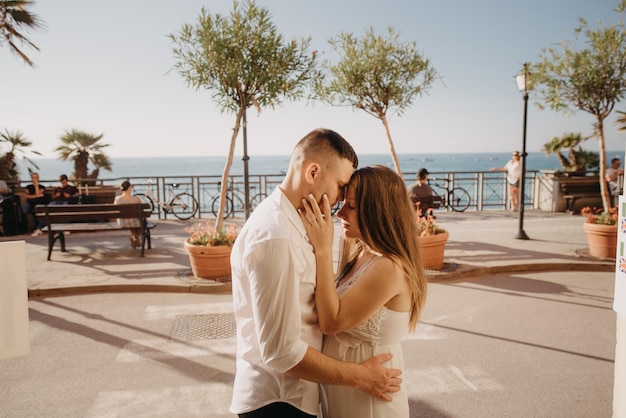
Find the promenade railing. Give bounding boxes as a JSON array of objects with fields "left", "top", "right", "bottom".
[{"left": 77, "top": 170, "right": 541, "bottom": 219}]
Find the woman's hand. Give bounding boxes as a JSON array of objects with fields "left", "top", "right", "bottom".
[{"left": 298, "top": 193, "right": 334, "bottom": 254}]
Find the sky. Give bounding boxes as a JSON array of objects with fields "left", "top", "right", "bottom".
[{"left": 2, "top": 0, "right": 625, "bottom": 159}]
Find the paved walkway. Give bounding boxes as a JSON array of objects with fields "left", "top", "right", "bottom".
[{"left": 0, "top": 210, "right": 618, "bottom": 417}]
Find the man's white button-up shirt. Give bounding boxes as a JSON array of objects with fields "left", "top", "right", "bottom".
[{"left": 230, "top": 187, "right": 321, "bottom": 415}]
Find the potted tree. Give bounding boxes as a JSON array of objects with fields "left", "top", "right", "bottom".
[
  {"left": 581, "top": 206, "right": 618, "bottom": 259},
  {"left": 184, "top": 220, "right": 239, "bottom": 280},
  {"left": 532, "top": 3, "right": 626, "bottom": 213},
  {"left": 170, "top": 0, "right": 316, "bottom": 230},
  {"left": 416, "top": 212, "right": 448, "bottom": 269}
]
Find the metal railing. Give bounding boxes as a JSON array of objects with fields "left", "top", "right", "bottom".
[{"left": 81, "top": 170, "right": 539, "bottom": 219}]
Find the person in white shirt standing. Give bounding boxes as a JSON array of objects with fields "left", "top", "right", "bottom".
[
  {"left": 230, "top": 128, "right": 402, "bottom": 418},
  {"left": 606, "top": 157, "right": 624, "bottom": 206},
  {"left": 490, "top": 151, "right": 522, "bottom": 211}
]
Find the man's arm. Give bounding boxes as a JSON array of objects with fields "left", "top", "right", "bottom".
[{"left": 288, "top": 346, "right": 402, "bottom": 402}]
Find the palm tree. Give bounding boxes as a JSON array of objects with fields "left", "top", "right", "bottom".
[
  {"left": 617, "top": 110, "right": 626, "bottom": 131},
  {"left": 541, "top": 132, "right": 599, "bottom": 172},
  {"left": 55, "top": 129, "right": 112, "bottom": 184},
  {"left": 0, "top": 0, "right": 45, "bottom": 67},
  {"left": 0, "top": 128, "right": 41, "bottom": 181}
]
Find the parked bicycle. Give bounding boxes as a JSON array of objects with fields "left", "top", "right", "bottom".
[
  {"left": 134, "top": 178, "right": 198, "bottom": 220},
  {"left": 428, "top": 177, "right": 471, "bottom": 212},
  {"left": 211, "top": 181, "right": 267, "bottom": 218}
]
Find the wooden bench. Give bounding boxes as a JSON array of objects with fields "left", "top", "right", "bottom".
[
  {"left": 411, "top": 194, "right": 443, "bottom": 216},
  {"left": 559, "top": 177, "right": 601, "bottom": 213},
  {"left": 35, "top": 203, "right": 156, "bottom": 260}
]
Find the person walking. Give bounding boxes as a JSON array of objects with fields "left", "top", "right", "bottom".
[
  {"left": 299, "top": 165, "right": 427, "bottom": 417},
  {"left": 229, "top": 128, "right": 402, "bottom": 418}
]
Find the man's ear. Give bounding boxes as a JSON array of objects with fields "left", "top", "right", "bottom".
[{"left": 304, "top": 163, "right": 320, "bottom": 185}]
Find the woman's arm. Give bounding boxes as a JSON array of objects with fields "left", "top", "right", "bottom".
[{"left": 299, "top": 194, "right": 404, "bottom": 335}]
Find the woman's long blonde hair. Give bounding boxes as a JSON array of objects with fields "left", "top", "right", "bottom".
[{"left": 337, "top": 165, "right": 427, "bottom": 330}]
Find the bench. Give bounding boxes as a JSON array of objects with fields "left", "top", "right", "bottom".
[
  {"left": 559, "top": 177, "right": 601, "bottom": 213},
  {"left": 35, "top": 203, "right": 156, "bottom": 260},
  {"left": 412, "top": 194, "right": 443, "bottom": 216}
]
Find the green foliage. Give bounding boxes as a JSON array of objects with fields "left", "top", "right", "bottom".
[
  {"left": 185, "top": 220, "right": 238, "bottom": 246},
  {"left": 170, "top": 0, "right": 316, "bottom": 115},
  {"left": 315, "top": 26, "right": 438, "bottom": 174},
  {"left": 169, "top": 0, "right": 316, "bottom": 231},
  {"left": 541, "top": 132, "right": 599, "bottom": 171},
  {"left": 55, "top": 129, "right": 112, "bottom": 182},
  {"left": 0, "top": 128, "right": 41, "bottom": 180},
  {"left": 581, "top": 206, "right": 618, "bottom": 225},
  {"left": 531, "top": 1, "right": 626, "bottom": 211},
  {"left": 0, "top": 0, "right": 46, "bottom": 67},
  {"left": 616, "top": 109, "right": 626, "bottom": 131}
]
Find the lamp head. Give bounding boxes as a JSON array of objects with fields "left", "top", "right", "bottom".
[{"left": 515, "top": 63, "right": 531, "bottom": 93}]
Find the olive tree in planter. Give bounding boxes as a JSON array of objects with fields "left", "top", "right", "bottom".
[
  {"left": 531, "top": 1, "right": 626, "bottom": 212},
  {"left": 314, "top": 27, "right": 438, "bottom": 177},
  {"left": 170, "top": 0, "right": 317, "bottom": 232}
]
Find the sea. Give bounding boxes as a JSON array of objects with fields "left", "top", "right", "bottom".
[{"left": 15, "top": 151, "right": 626, "bottom": 183}]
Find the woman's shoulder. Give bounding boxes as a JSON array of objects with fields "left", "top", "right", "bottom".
[{"left": 370, "top": 255, "right": 404, "bottom": 280}]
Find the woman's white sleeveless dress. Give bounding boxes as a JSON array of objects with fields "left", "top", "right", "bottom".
[{"left": 320, "top": 256, "right": 410, "bottom": 418}]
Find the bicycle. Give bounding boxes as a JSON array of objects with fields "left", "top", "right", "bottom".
[
  {"left": 428, "top": 177, "right": 471, "bottom": 212},
  {"left": 134, "top": 178, "right": 198, "bottom": 220},
  {"left": 211, "top": 181, "right": 267, "bottom": 218}
]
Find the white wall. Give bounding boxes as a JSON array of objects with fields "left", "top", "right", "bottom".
[{"left": 0, "top": 240, "right": 30, "bottom": 360}]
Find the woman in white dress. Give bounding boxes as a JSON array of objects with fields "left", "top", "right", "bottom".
[
  {"left": 113, "top": 180, "right": 142, "bottom": 248},
  {"left": 299, "top": 165, "right": 428, "bottom": 418}
]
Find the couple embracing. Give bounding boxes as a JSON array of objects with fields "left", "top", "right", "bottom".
[{"left": 230, "top": 128, "right": 428, "bottom": 418}]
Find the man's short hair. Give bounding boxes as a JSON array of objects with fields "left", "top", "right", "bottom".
[{"left": 294, "top": 128, "right": 358, "bottom": 169}]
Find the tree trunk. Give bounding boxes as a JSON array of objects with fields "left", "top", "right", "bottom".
[
  {"left": 380, "top": 115, "right": 402, "bottom": 176},
  {"left": 597, "top": 116, "right": 611, "bottom": 212},
  {"left": 74, "top": 151, "right": 89, "bottom": 183},
  {"left": 214, "top": 106, "right": 245, "bottom": 232}
]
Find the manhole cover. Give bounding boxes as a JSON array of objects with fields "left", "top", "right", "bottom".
[{"left": 170, "top": 313, "right": 236, "bottom": 341}]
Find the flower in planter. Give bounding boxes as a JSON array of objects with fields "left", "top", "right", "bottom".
[
  {"left": 416, "top": 212, "right": 446, "bottom": 237},
  {"left": 580, "top": 206, "right": 618, "bottom": 225},
  {"left": 185, "top": 220, "right": 238, "bottom": 246}
]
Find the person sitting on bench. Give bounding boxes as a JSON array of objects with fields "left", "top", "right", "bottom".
[
  {"left": 408, "top": 168, "right": 437, "bottom": 218},
  {"left": 114, "top": 180, "right": 143, "bottom": 249}
]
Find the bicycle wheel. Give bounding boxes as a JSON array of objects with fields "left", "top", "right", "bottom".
[
  {"left": 448, "top": 187, "right": 471, "bottom": 212},
  {"left": 170, "top": 193, "right": 198, "bottom": 220},
  {"left": 249, "top": 193, "right": 267, "bottom": 211},
  {"left": 134, "top": 193, "right": 156, "bottom": 215},
  {"left": 212, "top": 195, "right": 234, "bottom": 218}
]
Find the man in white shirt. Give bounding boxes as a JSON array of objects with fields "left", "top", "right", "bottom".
[
  {"left": 230, "top": 128, "right": 401, "bottom": 417},
  {"left": 606, "top": 157, "right": 624, "bottom": 206}
]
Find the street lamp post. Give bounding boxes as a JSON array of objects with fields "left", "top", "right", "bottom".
[{"left": 515, "top": 63, "right": 530, "bottom": 240}]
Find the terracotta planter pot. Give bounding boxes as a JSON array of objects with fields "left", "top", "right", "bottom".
[
  {"left": 184, "top": 240, "right": 232, "bottom": 280},
  {"left": 583, "top": 222, "right": 617, "bottom": 259},
  {"left": 418, "top": 231, "right": 449, "bottom": 269}
]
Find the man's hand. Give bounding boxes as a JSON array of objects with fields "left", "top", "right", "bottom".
[{"left": 355, "top": 353, "right": 402, "bottom": 402}]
